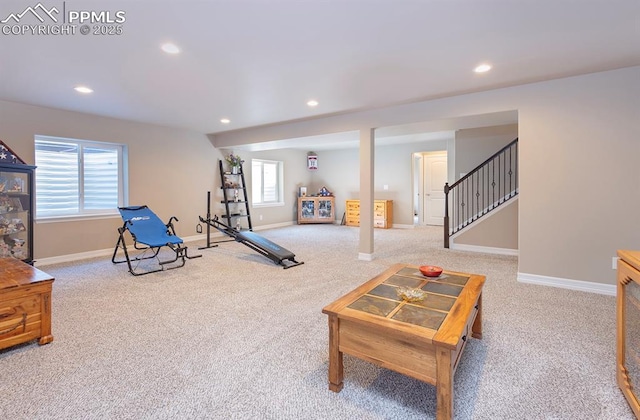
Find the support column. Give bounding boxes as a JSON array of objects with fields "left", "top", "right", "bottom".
[{"left": 359, "top": 128, "right": 375, "bottom": 261}]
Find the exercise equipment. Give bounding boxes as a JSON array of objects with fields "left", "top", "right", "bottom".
[
  {"left": 198, "top": 215, "right": 304, "bottom": 269},
  {"left": 112, "top": 205, "right": 201, "bottom": 275},
  {"left": 195, "top": 191, "right": 222, "bottom": 249}
]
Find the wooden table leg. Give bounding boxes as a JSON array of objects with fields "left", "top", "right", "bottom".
[
  {"left": 436, "top": 346, "right": 453, "bottom": 420},
  {"left": 471, "top": 292, "right": 482, "bottom": 339},
  {"left": 38, "top": 291, "right": 54, "bottom": 345},
  {"left": 327, "top": 315, "right": 343, "bottom": 392}
]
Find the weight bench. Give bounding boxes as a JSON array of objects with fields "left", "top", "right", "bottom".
[
  {"left": 112, "top": 205, "right": 201, "bottom": 275},
  {"left": 199, "top": 215, "right": 303, "bottom": 269}
]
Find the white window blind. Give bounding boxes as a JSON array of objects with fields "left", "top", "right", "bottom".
[
  {"left": 251, "top": 159, "right": 283, "bottom": 206},
  {"left": 35, "top": 136, "right": 127, "bottom": 218}
]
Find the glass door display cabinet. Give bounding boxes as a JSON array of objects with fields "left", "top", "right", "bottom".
[
  {"left": 0, "top": 141, "right": 35, "bottom": 264},
  {"left": 297, "top": 196, "right": 335, "bottom": 224},
  {"left": 617, "top": 250, "right": 640, "bottom": 419}
]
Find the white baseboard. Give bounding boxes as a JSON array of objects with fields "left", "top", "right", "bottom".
[
  {"left": 254, "top": 221, "right": 295, "bottom": 230},
  {"left": 392, "top": 224, "right": 414, "bottom": 229},
  {"left": 35, "top": 234, "right": 209, "bottom": 267},
  {"left": 34, "top": 223, "right": 296, "bottom": 267},
  {"left": 35, "top": 249, "right": 114, "bottom": 267},
  {"left": 517, "top": 272, "right": 616, "bottom": 296},
  {"left": 358, "top": 253, "right": 374, "bottom": 261},
  {"left": 450, "top": 243, "right": 518, "bottom": 256},
  {"left": 340, "top": 224, "right": 413, "bottom": 229}
]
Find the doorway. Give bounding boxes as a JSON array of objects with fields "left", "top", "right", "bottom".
[{"left": 413, "top": 151, "right": 447, "bottom": 226}]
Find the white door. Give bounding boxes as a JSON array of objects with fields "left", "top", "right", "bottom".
[{"left": 423, "top": 153, "right": 447, "bottom": 226}]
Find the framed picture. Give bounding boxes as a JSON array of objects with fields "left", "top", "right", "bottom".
[
  {"left": 307, "top": 154, "right": 318, "bottom": 170},
  {"left": 299, "top": 186, "right": 307, "bottom": 197}
]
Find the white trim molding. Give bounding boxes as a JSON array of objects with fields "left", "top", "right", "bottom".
[
  {"left": 35, "top": 248, "right": 113, "bottom": 267},
  {"left": 358, "top": 253, "right": 374, "bottom": 261},
  {"left": 34, "top": 223, "right": 298, "bottom": 267},
  {"left": 392, "top": 223, "right": 415, "bottom": 229},
  {"left": 34, "top": 234, "right": 208, "bottom": 267},
  {"left": 451, "top": 243, "right": 518, "bottom": 256},
  {"left": 253, "top": 221, "right": 295, "bottom": 231},
  {"left": 517, "top": 272, "right": 616, "bottom": 296}
]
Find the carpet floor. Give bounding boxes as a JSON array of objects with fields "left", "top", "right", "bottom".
[{"left": 0, "top": 224, "right": 634, "bottom": 419}]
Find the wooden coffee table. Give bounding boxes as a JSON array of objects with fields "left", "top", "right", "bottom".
[
  {"left": 0, "top": 258, "right": 54, "bottom": 350},
  {"left": 322, "top": 263, "right": 485, "bottom": 420}
]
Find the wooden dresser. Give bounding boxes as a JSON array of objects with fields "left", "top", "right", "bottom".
[
  {"left": 617, "top": 250, "right": 640, "bottom": 419},
  {"left": 0, "top": 258, "right": 54, "bottom": 350},
  {"left": 345, "top": 199, "right": 393, "bottom": 228}
]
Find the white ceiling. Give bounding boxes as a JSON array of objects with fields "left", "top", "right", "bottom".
[{"left": 1, "top": 0, "right": 638, "bottom": 142}]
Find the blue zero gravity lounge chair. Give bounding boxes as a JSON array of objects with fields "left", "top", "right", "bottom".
[{"left": 112, "top": 205, "right": 201, "bottom": 275}]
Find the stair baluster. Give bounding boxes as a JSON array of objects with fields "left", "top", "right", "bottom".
[{"left": 444, "top": 138, "right": 518, "bottom": 248}]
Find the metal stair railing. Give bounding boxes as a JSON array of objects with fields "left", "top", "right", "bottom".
[{"left": 444, "top": 138, "right": 518, "bottom": 248}]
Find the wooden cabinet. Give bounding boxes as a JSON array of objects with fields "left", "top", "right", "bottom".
[
  {"left": 617, "top": 250, "right": 640, "bottom": 419},
  {"left": 345, "top": 199, "right": 393, "bottom": 229},
  {"left": 298, "top": 196, "right": 335, "bottom": 224},
  {"left": 0, "top": 257, "right": 54, "bottom": 350}
]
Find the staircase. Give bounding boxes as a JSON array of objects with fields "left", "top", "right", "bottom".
[{"left": 444, "top": 138, "right": 518, "bottom": 248}]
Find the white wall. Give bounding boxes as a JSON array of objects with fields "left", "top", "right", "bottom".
[
  {"left": 214, "top": 66, "right": 640, "bottom": 285},
  {"left": 219, "top": 148, "right": 311, "bottom": 226},
  {"left": 314, "top": 140, "right": 448, "bottom": 225},
  {"left": 0, "top": 97, "right": 318, "bottom": 261},
  {"left": 0, "top": 100, "right": 219, "bottom": 260},
  {"left": 516, "top": 67, "right": 640, "bottom": 283},
  {"left": 2, "top": 66, "right": 638, "bottom": 285},
  {"left": 453, "top": 199, "right": 518, "bottom": 250},
  {"left": 455, "top": 124, "right": 518, "bottom": 179}
]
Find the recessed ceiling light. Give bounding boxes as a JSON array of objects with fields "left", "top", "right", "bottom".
[
  {"left": 220, "top": 118, "right": 230, "bottom": 124},
  {"left": 74, "top": 86, "right": 93, "bottom": 94},
  {"left": 474, "top": 63, "right": 492, "bottom": 73},
  {"left": 161, "top": 43, "right": 180, "bottom": 54},
  {"left": 307, "top": 100, "right": 319, "bottom": 107}
]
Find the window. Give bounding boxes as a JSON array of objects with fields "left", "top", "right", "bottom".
[
  {"left": 251, "top": 159, "right": 283, "bottom": 206},
  {"left": 34, "top": 135, "right": 127, "bottom": 219}
]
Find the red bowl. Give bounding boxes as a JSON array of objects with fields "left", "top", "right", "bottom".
[{"left": 419, "top": 265, "right": 443, "bottom": 277}]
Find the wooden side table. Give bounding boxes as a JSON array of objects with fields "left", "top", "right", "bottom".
[{"left": 0, "top": 257, "right": 54, "bottom": 350}]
